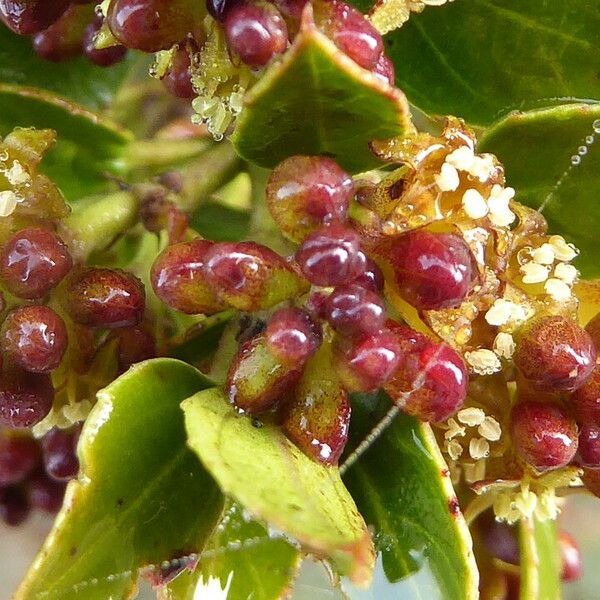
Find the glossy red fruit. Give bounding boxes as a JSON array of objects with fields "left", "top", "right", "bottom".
[
  {"left": 203, "top": 242, "right": 308, "bottom": 311},
  {"left": 266, "top": 155, "right": 353, "bottom": 242},
  {"left": 64, "top": 268, "right": 145, "bottom": 329},
  {"left": 335, "top": 329, "right": 402, "bottom": 392},
  {"left": 265, "top": 307, "right": 321, "bottom": 365},
  {"left": 224, "top": 1, "right": 288, "bottom": 67},
  {"left": 0, "top": 434, "right": 39, "bottom": 485},
  {"left": 571, "top": 367, "right": 600, "bottom": 422},
  {"left": 226, "top": 335, "right": 301, "bottom": 414},
  {"left": 0, "top": 0, "right": 71, "bottom": 34},
  {"left": 28, "top": 471, "right": 65, "bottom": 513},
  {"left": 282, "top": 343, "right": 350, "bottom": 464},
  {"left": 559, "top": 531, "right": 582, "bottom": 583},
  {"left": 372, "top": 53, "right": 395, "bottom": 85},
  {"left": 162, "top": 46, "right": 195, "bottom": 98},
  {"left": 296, "top": 223, "right": 366, "bottom": 287},
  {"left": 351, "top": 256, "right": 384, "bottom": 293},
  {"left": 0, "top": 227, "right": 72, "bottom": 300},
  {"left": 514, "top": 316, "right": 596, "bottom": 393},
  {"left": 384, "top": 324, "right": 468, "bottom": 422},
  {"left": 315, "top": 0, "right": 383, "bottom": 69},
  {"left": 107, "top": 0, "right": 201, "bottom": 52},
  {"left": 582, "top": 467, "right": 600, "bottom": 498},
  {"left": 479, "top": 513, "right": 519, "bottom": 565},
  {"left": 151, "top": 239, "right": 225, "bottom": 315},
  {"left": 109, "top": 326, "right": 157, "bottom": 372},
  {"left": 41, "top": 427, "right": 79, "bottom": 481},
  {"left": 83, "top": 17, "right": 127, "bottom": 67},
  {"left": 386, "top": 230, "right": 477, "bottom": 310},
  {"left": 206, "top": 0, "right": 241, "bottom": 21},
  {"left": 577, "top": 423, "right": 600, "bottom": 468},
  {"left": 510, "top": 401, "right": 578, "bottom": 471},
  {"left": 0, "top": 369, "right": 54, "bottom": 429},
  {"left": 0, "top": 486, "right": 30, "bottom": 526},
  {"left": 1, "top": 306, "right": 68, "bottom": 373}
]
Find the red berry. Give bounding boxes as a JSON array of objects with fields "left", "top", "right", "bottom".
[
  {"left": 514, "top": 316, "right": 596, "bottom": 393},
  {"left": 265, "top": 307, "right": 321, "bottom": 365},
  {"left": 351, "top": 256, "right": 384, "bottom": 293},
  {"left": 335, "top": 329, "right": 402, "bottom": 392},
  {"left": 224, "top": 2, "right": 288, "bottom": 67},
  {"left": 386, "top": 230, "right": 477, "bottom": 311},
  {"left": 203, "top": 242, "right": 308, "bottom": 311},
  {"left": 0, "top": 368, "right": 54, "bottom": 429},
  {"left": 28, "top": 471, "right": 65, "bottom": 513},
  {"left": 296, "top": 223, "right": 366, "bottom": 287},
  {"left": 571, "top": 367, "right": 600, "bottom": 422},
  {"left": 0, "top": 486, "right": 30, "bottom": 526},
  {"left": 0, "top": 227, "right": 72, "bottom": 300},
  {"left": 41, "top": 427, "right": 79, "bottom": 481},
  {"left": 162, "top": 46, "right": 195, "bottom": 98},
  {"left": 323, "top": 283, "right": 385, "bottom": 337},
  {"left": 109, "top": 326, "right": 157, "bottom": 372},
  {"left": 83, "top": 17, "right": 127, "bottom": 67},
  {"left": 585, "top": 312, "right": 600, "bottom": 347},
  {"left": 559, "top": 531, "right": 582, "bottom": 583},
  {"left": 206, "top": 0, "right": 241, "bottom": 21},
  {"left": 1, "top": 306, "right": 68, "bottom": 373},
  {"left": 0, "top": 434, "right": 39, "bottom": 486},
  {"left": 372, "top": 53, "right": 394, "bottom": 85},
  {"left": 583, "top": 467, "right": 600, "bottom": 498},
  {"left": 107, "top": 0, "right": 201, "bottom": 52},
  {"left": 266, "top": 155, "right": 353, "bottom": 242},
  {"left": 0, "top": 0, "right": 71, "bottom": 34},
  {"left": 510, "top": 401, "right": 578, "bottom": 471},
  {"left": 64, "top": 268, "right": 145, "bottom": 329},
  {"left": 151, "top": 239, "right": 225, "bottom": 315},
  {"left": 577, "top": 422, "right": 600, "bottom": 468},
  {"left": 384, "top": 324, "right": 468, "bottom": 422},
  {"left": 480, "top": 513, "right": 519, "bottom": 565}
]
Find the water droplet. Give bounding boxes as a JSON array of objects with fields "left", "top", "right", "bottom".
[
  {"left": 571, "top": 155, "right": 581, "bottom": 166},
  {"left": 586, "top": 135, "right": 595, "bottom": 145},
  {"left": 578, "top": 146, "right": 588, "bottom": 156},
  {"left": 593, "top": 119, "right": 600, "bottom": 134}
]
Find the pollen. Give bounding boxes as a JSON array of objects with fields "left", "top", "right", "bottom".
[
  {"left": 544, "top": 277, "right": 572, "bottom": 301},
  {"left": 0, "top": 190, "right": 19, "bottom": 217},
  {"left": 485, "top": 299, "right": 526, "bottom": 327},
  {"left": 435, "top": 161, "right": 460, "bottom": 191},
  {"left": 554, "top": 262, "right": 578, "bottom": 284},
  {"left": 447, "top": 439, "right": 463, "bottom": 460},
  {"left": 531, "top": 243, "right": 555, "bottom": 265},
  {"left": 465, "top": 349, "right": 502, "bottom": 375},
  {"left": 493, "top": 332, "right": 516, "bottom": 359},
  {"left": 520, "top": 262, "right": 550, "bottom": 284},
  {"left": 469, "top": 437, "right": 490, "bottom": 460},
  {"left": 444, "top": 417, "right": 466, "bottom": 440},
  {"left": 457, "top": 407, "right": 486, "bottom": 427},
  {"left": 446, "top": 146, "right": 475, "bottom": 171},
  {"left": 478, "top": 416, "right": 501, "bottom": 441},
  {"left": 462, "top": 188, "right": 488, "bottom": 219},
  {"left": 5, "top": 161, "right": 30, "bottom": 186},
  {"left": 549, "top": 235, "right": 578, "bottom": 262}
]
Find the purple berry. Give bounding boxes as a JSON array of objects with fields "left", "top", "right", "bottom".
[
  {"left": 265, "top": 307, "right": 322, "bottom": 365},
  {"left": 0, "top": 369, "right": 54, "bottom": 429},
  {"left": 0, "top": 434, "right": 39, "bottom": 486}
]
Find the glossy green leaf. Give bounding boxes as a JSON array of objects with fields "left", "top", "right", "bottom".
[
  {"left": 0, "top": 25, "right": 135, "bottom": 111},
  {"left": 232, "top": 6, "right": 411, "bottom": 173},
  {"left": 16, "top": 359, "right": 224, "bottom": 600},
  {"left": 367, "top": 0, "right": 600, "bottom": 126},
  {"left": 190, "top": 202, "right": 251, "bottom": 242},
  {"left": 519, "top": 517, "right": 560, "bottom": 600},
  {"left": 479, "top": 102, "right": 600, "bottom": 278},
  {"left": 342, "top": 392, "right": 479, "bottom": 599},
  {"left": 163, "top": 501, "right": 300, "bottom": 600},
  {"left": 0, "top": 84, "right": 132, "bottom": 200},
  {"left": 183, "top": 388, "right": 375, "bottom": 585}
]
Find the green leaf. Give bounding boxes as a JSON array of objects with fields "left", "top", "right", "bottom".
[
  {"left": 163, "top": 501, "right": 300, "bottom": 600},
  {"left": 0, "top": 25, "right": 136, "bottom": 111},
  {"left": 190, "top": 202, "right": 251, "bottom": 242},
  {"left": 0, "top": 84, "right": 132, "bottom": 200},
  {"left": 16, "top": 359, "right": 224, "bottom": 600},
  {"left": 374, "top": 1, "right": 600, "bottom": 125},
  {"left": 519, "top": 517, "right": 560, "bottom": 600},
  {"left": 183, "top": 387, "right": 375, "bottom": 585},
  {"left": 232, "top": 6, "right": 411, "bottom": 173},
  {"left": 342, "top": 392, "right": 479, "bottom": 600},
  {"left": 478, "top": 102, "right": 600, "bottom": 278}
]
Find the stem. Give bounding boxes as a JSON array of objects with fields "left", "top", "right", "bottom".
[{"left": 62, "top": 190, "right": 140, "bottom": 260}]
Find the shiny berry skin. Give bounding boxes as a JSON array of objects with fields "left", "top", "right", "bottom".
[
  {"left": 571, "top": 367, "right": 600, "bottom": 422},
  {"left": 514, "top": 316, "right": 596, "bottom": 393},
  {"left": 323, "top": 284, "right": 385, "bottom": 337},
  {"left": 1, "top": 306, "right": 68, "bottom": 373},
  {"left": 386, "top": 230, "right": 477, "bottom": 311},
  {"left": 335, "top": 329, "right": 402, "bottom": 392},
  {"left": 266, "top": 155, "right": 353, "bottom": 242},
  {"left": 351, "top": 256, "right": 384, "bottom": 293},
  {"left": 372, "top": 53, "right": 395, "bottom": 85},
  {"left": 559, "top": 531, "right": 582, "bottom": 583},
  {"left": 577, "top": 423, "right": 600, "bottom": 468},
  {"left": 296, "top": 223, "right": 366, "bottom": 287},
  {"left": 0, "top": 0, "right": 71, "bottom": 34},
  {"left": 28, "top": 471, "right": 65, "bottom": 513},
  {"left": 41, "top": 427, "right": 79, "bottom": 481},
  {"left": 224, "top": 2, "right": 288, "bottom": 67},
  {"left": 583, "top": 467, "right": 600, "bottom": 498},
  {"left": 206, "top": 0, "right": 240, "bottom": 21},
  {"left": 0, "top": 227, "right": 72, "bottom": 300},
  {"left": 203, "top": 242, "right": 308, "bottom": 311},
  {"left": 510, "top": 401, "right": 578, "bottom": 471},
  {"left": 151, "top": 240, "right": 225, "bottom": 315},
  {"left": 0, "top": 369, "right": 53, "bottom": 429},
  {"left": 107, "top": 0, "right": 201, "bottom": 52},
  {"left": 83, "top": 17, "right": 127, "bottom": 67},
  {"left": 109, "top": 326, "right": 157, "bottom": 372},
  {"left": 315, "top": 0, "right": 383, "bottom": 70},
  {"left": 0, "top": 434, "right": 39, "bottom": 486},
  {"left": 384, "top": 324, "right": 468, "bottom": 423},
  {"left": 162, "top": 47, "right": 195, "bottom": 98},
  {"left": 64, "top": 268, "right": 145, "bottom": 329},
  {"left": 480, "top": 513, "right": 519, "bottom": 565},
  {"left": 0, "top": 486, "right": 30, "bottom": 526},
  {"left": 265, "top": 307, "right": 321, "bottom": 365}
]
